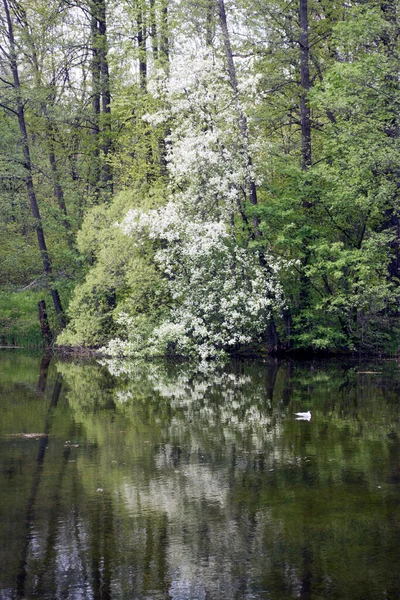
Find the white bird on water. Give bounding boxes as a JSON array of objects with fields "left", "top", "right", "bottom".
[{"left": 295, "top": 411, "right": 312, "bottom": 420}]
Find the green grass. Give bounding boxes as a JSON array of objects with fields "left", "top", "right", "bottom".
[
  {"left": 0, "top": 289, "right": 53, "bottom": 348},
  {"left": 0, "top": 279, "right": 76, "bottom": 348}
]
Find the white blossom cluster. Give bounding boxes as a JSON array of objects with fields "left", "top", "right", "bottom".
[
  {"left": 149, "top": 223, "right": 282, "bottom": 360},
  {"left": 145, "top": 51, "right": 258, "bottom": 221},
  {"left": 109, "top": 202, "right": 284, "bottom": 359}
]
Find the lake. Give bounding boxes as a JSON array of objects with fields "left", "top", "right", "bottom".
[{"left": 1, "top": 352, "right": 400, "bottom": 599}]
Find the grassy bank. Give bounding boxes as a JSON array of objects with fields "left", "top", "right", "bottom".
[{"left": 0, "top": 288, "right": 68, "bottom": 348}]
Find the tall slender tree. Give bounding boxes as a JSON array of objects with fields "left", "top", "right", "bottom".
[
  {"left": 90, "top": 0, "right": 112, "bottom": 198},
  {"left": 136, "top": 2, "right": 147, "bottom": 91},
  {"left": 1, "top": 0, "right": 65, "bottom": 326},
  {"left": 299, "top": 0, "right": 311, "bottom": 171}
]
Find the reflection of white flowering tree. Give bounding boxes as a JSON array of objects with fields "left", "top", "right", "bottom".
[{"left": 103, "top": 52, "right": 286, "bottom": 359}]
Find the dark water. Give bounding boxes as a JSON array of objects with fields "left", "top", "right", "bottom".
[{"left": 1, "top": 353, "right": 400, "bottom": 600}]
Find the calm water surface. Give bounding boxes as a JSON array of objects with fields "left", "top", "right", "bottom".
[{"left": 1, "top": 352, "right": 400, "bottom": 600}]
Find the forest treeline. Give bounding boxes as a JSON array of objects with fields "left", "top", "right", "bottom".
[{"left": 0, "top": 0, "right": 399, "bottom": 358}]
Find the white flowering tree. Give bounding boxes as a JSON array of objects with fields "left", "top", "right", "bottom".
[
  {"left": 102, "top": 52, "right": 286, "bottom": 360},
  {"left": 106, "top": 203, "right": 283, "bottom": 359}
]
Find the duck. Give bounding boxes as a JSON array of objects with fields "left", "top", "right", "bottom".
[{"left": 294, "top": 410, "right": 312, "bottom": 420}]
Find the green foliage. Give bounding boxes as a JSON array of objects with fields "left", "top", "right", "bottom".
[
  {"left": 0, "top": 225, "right": 42, "bottom": 286},
  {"left": 57, "top": 186, "right": 170, "bottom": 347},
  {"left": 247, "top": 0, "right": 400, "bottom": 354},
  {"left": 0, "top": 290, "right": 46, "bottom": 347}
]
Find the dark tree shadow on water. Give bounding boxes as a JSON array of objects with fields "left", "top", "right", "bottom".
[{"left": 15, "top": 355, "right": 64, "bottom": 598}]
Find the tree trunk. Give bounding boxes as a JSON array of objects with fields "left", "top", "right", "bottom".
[
  {"left": 3, "top": 0, "right": 65, "bottom": 327},
  {"left": 299, "top": 0, "right": 311, "bottom": 171},
  {"left": 98, "top": 0, "right": 113, "bottom": 194},
  {"left": 206, "top": 0, "right": 215, "bottom": 47},
  {"left": 137, "top": 7, "right": 147, "bottom": 90},
  {"left": 298, "top": 0, "right": 313, "bottom": 333},
  {"left": 38, "top": 300, "right": 53, "bottom": 347},
  {"left": 90, "top": 4, "right": 101, "bottom": 194},
  {"left": 217, "top": 0, "right": 258, "bottom": 210},
  {"left": 158, "top": 0, "right": 170, "bottom": 171},
  {"left": 149, "top": 0, "right": 158, "bottom": 59},
  {"left": 90, "top": 0, "right": 113, "bottom": 197},
  {"left": 160, "top": 0, "right": 170, "bottom": 70}
]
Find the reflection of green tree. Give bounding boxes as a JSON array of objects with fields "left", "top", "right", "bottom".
[{"left": 0, "top": 351, "right": 48, "bottom": 388}]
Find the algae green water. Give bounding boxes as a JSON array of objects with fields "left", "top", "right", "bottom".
[{"left": 1, "top": 352, "right": 400, "bottom": 600}]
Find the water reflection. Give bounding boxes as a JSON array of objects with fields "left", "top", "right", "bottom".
[{"left": 1, "top": 354, "right": 400, "bottom": 599}]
